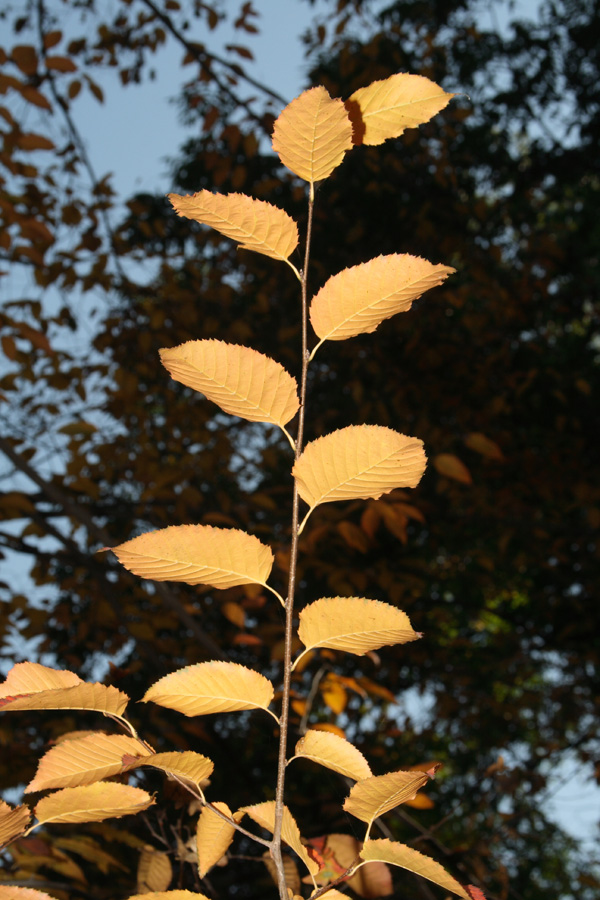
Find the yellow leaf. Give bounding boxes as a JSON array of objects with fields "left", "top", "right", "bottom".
[
  {"left": 310, "top": 254, "right": 454, "bottom": 347},
  {"left": 321, "top": 678, "right": 348, "bottom": 714},
  {"left": 344, "top": 771, "right": 430, "bottom": 826},
  {"left": 464, "top": 432, "right": 504, "bottom": 461},
  {"left": 143, "top": 661, "right": 275, "bottom": 719},
  {"left": 346, "top": 73, "right": 455, "bottom": 146},
  {"left": 109, "top": 524, "right": 274, "bottom": 591},
  {"left": 126, "top": 894, "right": 211, "bottom": 900},
  {"left": 0, "top": 800, "right": 30, "bottom": 848},
  {"left": 234, "top": 800, "right": 318, "bottom": 876},
  {"left": 159, "top": 340, "right": 299, "bottom": 434},
  {"left": 0, "top": 662, "right": 128, "bottom": 717},
  {"left": 272, "top": 85, "right": 352, "bottom": 184},
  {"left": 293, "top": 426, "right": 426, "bottom": 530},
  {"left": 26, "top": 734, "right": 149, "bottom": 792},
  {"left": 359, "top": 839, "right": 471, "bottom": 899},
  {"left": 168, "top": 190, "right": 298, "bottom": 263},
  {"left": 433, "top": 453, "right": 472, "bottom": 484},
  {"left": 308, "top": 722, "right": 346, "bottom": 740},
  {"left": 404, "top": 792, "right": 435, "bottom": 810},
  {"left": 222, "top": 600, "right": 246, "bottom": 628},
  {"left": 134, "top": 751, "right": 214, "bottom": 788},
  {"left": 295, "top": 597, "right": 419, "bottom": 668},
  {"left": 34, "top": 783, "right": 154, "bottom": 826},
  {"left": 0, "top": 890, "right": 57, "bottom": 900},
  {"left": 291, "top": 729, "right": 371, "bottom": 781},
  {"left": 197, "top": 802, "right": 235, "bottom": 876},
  {"left": 137, "top": 846, "right": 172, "bottom": 893}
]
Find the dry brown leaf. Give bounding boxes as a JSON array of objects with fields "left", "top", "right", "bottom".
[
  {"left": 234, "top": 800, "right": 318, "bottom": 876},
  {"left": 159, "top": 340, "right": 299, "bottom": 433},
  {"left": 344, "top": 771, "right": 430, "bottom": 826},
  {"left": 310, "top": 254, "right": 454, "bottom": 347},
  {"left": 360, "top": 839, "right": 471, "bottom": 899},
  {"left": 272, "top": 85, "right": 352, "bottom": 184},
  {"left": 433, "top": 453, "right": 473, "bottom": 484},
  {"left": 293, "top": 426, "right": 426, "bottom": 530},
  {"left": 109, "top": 524, "right": 274, "bottom": 591},
  {"left": 168, "top": 191, "right": 298, "bottom": 263},
  {"left": 134, "top": 751, "right": 214, "bottom": 788},
  {"left": 137, "top": 846, "right": 172, "bottom": 893},
  {"left": 464, "top": 432, "right": 504, "bottom": 461},
  {"left": 143, "top": 661, "right": 275, "bottom": 719},
  {"left": 346, "top": 73, "right": 455, "bottom": 146},
  {"left": 197, "top": 802, "right": 235, "bottom": 876},
  {"left": 0, "top": 662, "right": 128, "bottom": 717},
  {"left": 26, "top": 734, "right": 149, "bottom": 792},
  {"left": 291, "top": 729, "right": 371, "bottom": 781},
  {"left": 0, "top": 800, "right": 30, "bottom": 848},
  {"left": 35, "top": 783, "right": 154, "bottom": 826}
]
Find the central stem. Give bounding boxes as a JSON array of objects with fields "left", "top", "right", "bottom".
[{"left": 271, "top": 187, "right": 315, "bottom": 899}]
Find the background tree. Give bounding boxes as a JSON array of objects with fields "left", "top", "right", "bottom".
[{"left": 0, "top": 1, "right": 598, "bottom": 898}]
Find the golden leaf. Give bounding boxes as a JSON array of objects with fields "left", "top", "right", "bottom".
[
  {"left": 109, "top": 524, "right": 274, "bottom": 591},
  {"left": 272, "top": 85, "right": 352, "bottom": 184},
  {"left": 360, "top": 839, "right": 471, "bottom": 900},
  {"left": 464, "top": 432, "right": 504, "bottom": 461},
  {"left": 310, "top": 254, "right": 454, "bottom": 349},
  {"left": 433, "top": 453, "right": 473, "bottom": 484},
  {"left": 134, "top": 751, "right": 214, "bottom": 788},
  {"left": 344, "top": 771, "right": 430, "bottom": 826},
  {"left": 0, "top": 662, "right": 128, "bottom": 717},
  {"left": 321, "top": 677, "right": 348, "bottom": 715},
  {"left": 293, "top": 426, "right": 426, "bottom": 531},
  {"left": 168, "top": 190, "right": 298, "bottom": 263},
  {"left": 159, "top": 340, "right": 299, "bottom": 435},
  {"left": 26, "top": 734, "right": 149, "bottom": 792},
  {"left": 34, "top": 783, "right": 154, "bottom": 826},
  {"left": 346, "top": 73, "right": 455, "bottom": 146},
  {"left": 125, "top": 894, "right": 211, "bottom": 900},
  {"left": 234, "top": 800, "right": 318, "bottom": 876},
  {"left": 296, "top": 598, "right": 419, "bottom": 666},
  {"left": 291, "top": 729, "right": 371, "bottom": 781},
  {"left": 138, "top": 846, "right": 172, "bottom": 894},
  {"left": 197, "top": 802, "right": 235, "bottom": 877},
  {"left": 143, "top": 661, "right": 275, "bottom": 719},
  {"left": 0, "top": 800, "right": 30, "bottom": 848},
  {"left": 0, "top": 889, "right": 57, "bottom": 900}
]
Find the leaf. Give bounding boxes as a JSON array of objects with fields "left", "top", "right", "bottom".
[
  {"left": 143, "top": 661, "right": 275, "bottom": 718},
  {"left": 272, "top": 85, "right": 353, "bottom": 184},
  {"left": 433, "top": 453, "right": 472, "bottom": 484},
  {"left": 321, "top": 677, "right": 347, "bottom": 714},
  {"left": 359, "top": 839, "right": 472, "bottom": 900},
  {"left": 0, "top": 800, "right": 30, "bottom": 848},
  {"left": 293, "top": 426, "right": 426, "bottom": 530},
  {"left": 291, "top": 729, "right": 372, "bottom": 781},
  {"left": 138, "top": 846, "right": 172, "bottom": 893},
  {"left": 168, "top": 190, "right": 298, "bottom": 262},
  {"left": 309, "top": 254, "right": 455, "bottom": 346},
  {"left": 234, "top": 800, "right": 318, "bottom": 876},
  {"left": 343, "top": 771, "right": 431, "bottom": 826},
  {"left": 125, "top": 893, "right": 211, "bottom": 900},
  {"left": 45, "top": 55, "right": 78, "bottom": 72},
  {"left": 159, "top": 340, "right": 299, "bottom": 430},
  {"left": 16, "top": 133, "right": 55, "bottom": 151},
  {"left": 0, "top": 662, "right": 128, "bottom": 716},
  {"left": 134, "top": 751, "right": 214, "bottom": 788},
  {"left": 0, "top": 890, "right": 57, "bottom": 900},
  {"left": 307, "top": 834, "right": 392, "bottom": 898},
  {"left": 197, "top": 802, "right": 235, "bottom": 876},
  {"left": 34, "top": 783, "right": 154, "bottom": 826},
  {"left": 26, "top": 734, "right": 149, "bottom": 792},
  {"left": 464, "top": 432, "right": 504, "bottom": 461},
  {"left": 263, "top": 851, "right": 301, "bottom": 894},
  {"left": 296, "top": 598, "right": 419, "bottom": 667},
  {"left": 346, "top": 73, "right": 455, "bottom": 146},
  {"left": 109, "top": 524, "right": 273, "bottom": 591}
]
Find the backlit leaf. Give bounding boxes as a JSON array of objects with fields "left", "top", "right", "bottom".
[
  {"left": 291, "top": 729, "right": 371, "bottom": 781},
  {"left": 0, "top": 662, "right": 128, "bottom": 717},
  {"left": 234, "top": 800, "right": 318, "bottom": 876},
  {"left": 168, "top": 191, "right": 298, "bottom": 262},
  {"left": 134, "top": 751, "right": 214, "bottom": 788},
  {"left": 138, "top": 846, "right": 172, "bottom": 893},
  {"left": 0, "top": 890, "right": 56, "bottom": 900},
  {"left": 197, "top": 802, "right": 235, "bottom": 876},
  {"left": 159, "top": 340, "right": 299, "bottom": 430},
  {"left": 272, "top": 85, "right": 352, "bottom": 184},
  {"left": 360, "top": 839, "right": 472, "bottom": 899},
  {"left": 310, "top": 254, "right": 454, "bottom": 346},
  {"left": 344, "top": 771, "right": 430, "bottom": 826},
  {"left": 433, "top": 453, "right": 473, "bottom": 484},
  {"left": 296, "top": 598, "right": 419, "bottom": 666},
  {"left": 109, "top": 524, "right": 273, "bottom": 591},
  {"left": 26, "top": 734, "right": 149, "bottom": 792},
  {"left": 35, "top": 783, "right": 154, "bottom": 826},
  {"left": 346, "top": 73, "right": 455, "bottom": 146},
  {"left": 143, "top": 661, "right": 275, "bottom": 718},
  {"left": 293, "top": 426, "right": 426, "bottom": 529},
  {"left": 0, "top": 800, "right": 30, "bottom": 848}
]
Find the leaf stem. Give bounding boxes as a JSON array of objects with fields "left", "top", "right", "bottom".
[{"left": 271, "top": 189, "right": 315, "bottom": 899}]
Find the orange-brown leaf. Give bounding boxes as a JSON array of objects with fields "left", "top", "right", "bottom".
[
  {"left": 433, "top": 453, "right": 472, "bottom": 484},
  {"left": 16, "top": 133, "right": 55, "bottom": 151},
  {"left": 344, "top": 771, "right": 430, "bottom": 825},
  {"left": 272, "top": 85, "right": 352, "bottom": 184},
  {"left": 197, "top": 802, "right": 235, "bottom": 876},
  {"left": 360, "top": 839, "right": 471, "bottom": 899},
  {"left": 45, "top": 55, "right": 78, "bottom": 73},
  {"left": 35, "top": 783, "right": 154, "bottom": 826},
  {"left": 464, "top": 432, "right": 504, "bottom": 461}
]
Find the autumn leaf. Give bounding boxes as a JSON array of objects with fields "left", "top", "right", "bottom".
[
  {"left": 293, "top": 426, "right": 426, "bottom": 531},
  {"left": 0, "top": 800, "right": 30, "bottom": 848},
  {"left": 464, "top": 432, "right": 504, "bottom": 461},
  {"left": 295, "top": 597, "right": 419, "bottom": 667},
  {"left": 0, "top": 889, "right": 57, "bottom": 900},
  {"left": 433, "top": 453, "right": 473, "bottom": 484},
  {"left": 26, "top": 734, "right": 149, "bottom": 792},
  {"left": 34, "top": 783, "right": 154, "bottom": 826},
  {"left": 291, "top": 729, "right": 372, "bottom": 781},
  {"left": 346, "top": 73, "right": 455, "bottom": 146},
  {"left": 168, "top": 190, "right": 298, "bottom": 264},
  {"left": 309, "top": 254, "right": 454, "bottom": 351},
  {"left": 133, "top": 751, "right": 214, "bottom": 789},
  {"left": 272, "top": 85, "right": 353, "bottom": 185},
  {"left": 0, "top": 662, "right": 128, "bottom": 717},
  {"left": 125, "top": 893, "right": 211, "bottom": 900},
  {"left": 16, "top": 133, "right": 55, "bottom": 151},
  {"left": 344, "top": 771, "right": 431, "bottom": 828},
  {"left": 359, "top": 839, "right": 474, "bottom": 899},
  {"left": 197, "top": 802, "right": 235, "bottom": 876},
  {"left": 137, "top": 846, "right": 172, "bottom": 893},
  {"left": 143, "top": 661, "right": 276, "bottom": 720},
  {"left": 234, "top": 800, "right": 318, "bottom": 876}
]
